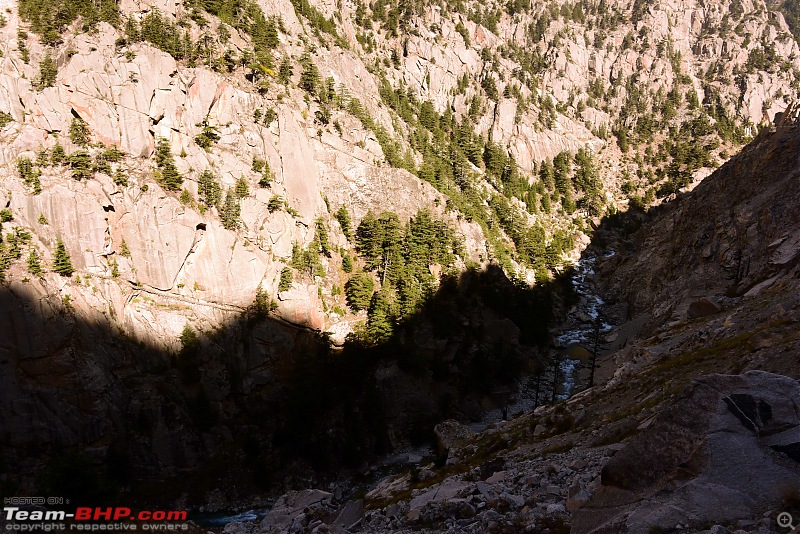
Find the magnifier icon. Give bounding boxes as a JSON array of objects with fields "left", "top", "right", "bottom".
[{"left": 779, "top": 512, "right": 797, "bottom": 532}]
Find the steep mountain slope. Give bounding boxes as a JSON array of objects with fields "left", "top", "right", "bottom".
[
  {"left": 770, "top": 0, "right": 800, "bottom": 42},
  {"left": 1, "top": 0, "right": 798, "bottom": 324},
  {"left": 0, "top": 0, "right": 799, "bottom": 509},
  {"left": 600, "top": 103, "right": 800, "bottom": 336},
  {"left": 259, "top": 93, "right": 800, "bottom": 534}
]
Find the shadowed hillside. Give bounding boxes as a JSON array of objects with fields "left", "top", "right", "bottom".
[{"left": 0, "top": 260, "right": 568, "bottom": 508}]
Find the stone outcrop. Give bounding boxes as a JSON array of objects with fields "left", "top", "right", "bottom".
[
  {"left": 434, "top": 419, "right": 475, "bottom": 458},
  {"left": 260, "top": 490, "right": 334, "bottom": 532},
  {"left": 572, "top": 371, "right": 800, "bottom": 534}
]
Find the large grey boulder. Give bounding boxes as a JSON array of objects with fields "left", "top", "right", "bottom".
[
  {"left": 260, "top": 489, "right": 333, "bottom": 532},
  {"left": 571, "top": 371, "right": 800, "bottom": 534},
  {"left": 434, "top": 419, "right": 474, "bottom": 457}
]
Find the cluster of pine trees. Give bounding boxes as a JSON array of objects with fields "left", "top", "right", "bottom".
[
  {"left": 197, "top": 169, "right": 245, "bottom": 229},
  {"left": 339, "top": 208, "right": 461, "bottom": 345},
  {"left": 15, "top": 126, "right": 129, "bottom": 193},
  {"left": 371, "top": 75, "right": 588, "bottom": 275},
  {"left": 19, "top": 0, "right": 119, "bottom": 45},
  {"left": 0, "top": 211, "right": 73, "bottom": 282},
  {"left": 19, "top": 0, "right": 284, "bottom": 82}
]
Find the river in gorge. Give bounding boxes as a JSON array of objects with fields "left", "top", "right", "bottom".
[
  {"left": 469, "top": 248, "right": 615, "bottom": 431},
  {"left": 193, "top": 249, "right": 615, "bottom": 526}
]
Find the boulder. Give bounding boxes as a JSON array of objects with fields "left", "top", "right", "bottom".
[
  {"left": 571, "top": 371, "right": 800, "bottom": 534},
  {"left": 434, "top": 419, "right": 474, "bottom": 457},
  {"left": 260, "top": 489, "right": 332, "bottom": 530},
  {"left": 331, "top": 499, "right": 364, "bottom": 529},
  {"left": 687, "top": 298, "right": 721, "bottom": 319},
  {"left": 408, "top": 480, "right": 471, "bottom": 511},
  {"left": 275, "top": 283, "right": 326, "bottom": 330}
]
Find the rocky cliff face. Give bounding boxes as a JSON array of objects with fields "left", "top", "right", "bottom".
[{"left": 0, "top": 0, "right": 796, "bottom": 346}]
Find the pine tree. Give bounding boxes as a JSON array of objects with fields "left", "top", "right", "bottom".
[
  {"left": 114, "top": 169, "right": 128, "bottom": 186},
  {"left": 278, "top": 266, "right": 293, "bottom": 292},
  {"left": 314, "top": 217, "right": 331, "bottom": 256},
  {"left": 406, "top": 208, "right": 435, "bottom": 271},
  {"left": 377, "top": 212, "right": 404, "bottom": 284},
  {"left": 17, "top": 155, "right": 41, "bottom": 194},
  {"left": 69, "top": 117, "right": 89, "bottom": 146},
  {"left": 37, "top": 50, "right": 58, "bottom": 88},
  {"left": 267, "top": 195, "right": 284, "bottom": 212},
  {"left": 0, "top": 245, "right": 7, "bottom": 280},
  {"left": 198, "top": 170, "right": 222, "bottom": 207},
  {"left": 125, "top": 15, "right": 140, "bottom": 40},
  {"left": 53, "top": 239, "right": 74, "bottom": 276},
  {"left": 119, "top": 238, "right": 131, "bottom": 258},
  {"left": 155, "top": 137, "right": 172, "bottom": 167},
  {"left": 355, "top": 210, "right": 384, "bottom": 270},
  {"left": 562, "top": 189, "right": 576, "bottom": 214},
  {"left": 553, "top": 151, "right": 572, "bottom": 195},
  {"left": 541, "top": 192, "right": 552, "bottom": 214},
  {"left": 258, "top": 158, "right": 274, "bottom": 187},
  {"left": 0, "top": 245, "right": 9, "bottom": 283},
  {"left": 235, "top": 176, "right": 250, "bottom": 198},
  {"left": 258, "top": 168, "right": 273, "bottom": 188},
  {"left": 194, "top": 118, "right": 220, "bottom": 149},
  {"left": 17, "top": 29, "right": 30, "bottom": 63},
  {"left": 68, "top": 151, "right": 92, "bottom": 180},
  {"left": 335, "top": 206, "right": 352, "bottom": 239},
  {"left": 539, "top": 159, "right": 555, "bottom": 191},
  {"left": 27, "top": 249, "right": 42, "bottom": 276},
  {"left": 397, "top": 271, "right": 426, "bottom": 318},
  {"left": 251, "top": 156, "right": 265, "bottom": 173},
  {"left": 159, "top": 162, "right": 184, "bottom": 191},
  {"left": 16, "top": 157, "right": 34, "bottom": 181},
  {"left": 341, "top": 254, "right": 353, "bottom": 273},
  {"left": 298, "top": 55, "right": 320, "bottom": 96},
  {"left": 179, "top": 324, "right": 200, "bottom": 355},
  {"left": 290, "top": 240, "right": 323, "bottom": 277},
  {"left": 278, "top": 56, "right": 292, "bottom": 85},
  {"left": 154, "top": 138, "right": 183, "bottom": 191},
  {"left": 345, "top": 272, "right": 374, "bottom": 311},
  {"left": 51, "top": 139, "right": 66, "bottom": 164},
  {"left": 220, "top": 189, "right": 241, "bottom": 230},
  {"left": 366, "top": 288, "right": 393, "bottom": 342}
]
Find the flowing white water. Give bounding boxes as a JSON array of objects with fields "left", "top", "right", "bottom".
[
  {"left": 555, "top": 250, "right": 614, "bottom": 400},
  {"left": 192, "top": 509, "right": 269, "bottom": 527},
  {"left": 470, "top": 249, "right": 615, "bottom": 431}
]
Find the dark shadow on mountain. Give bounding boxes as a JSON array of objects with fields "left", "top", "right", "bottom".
[
  {"left": 0, "top": 262, "right": 574, "bottom": 508},
  {"left": 3, "top": 145, "right": 760, "bottom": 509}
]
